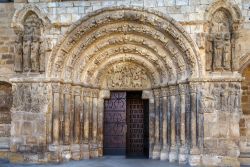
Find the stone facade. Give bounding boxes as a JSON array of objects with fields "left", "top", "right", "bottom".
[{"left": 0, "top": 0, "right": 249, "bottom": 166}]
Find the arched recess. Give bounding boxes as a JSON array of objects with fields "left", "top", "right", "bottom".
[
  {"left": 204, "top": 0, "right": 243, "bottom": 72},
  {"left": 0, "top": 81, "right": 12, "bottom": 151},
  {"left": 46, "top": 7, "right": 204, "bottom": 164},
  {"left": 11, "top": 4, "right": 51, "bottom": 73}
]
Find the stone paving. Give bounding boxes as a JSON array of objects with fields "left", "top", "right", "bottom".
[{"left": 0, "top": 156, "right": 189, "bottom": 167}]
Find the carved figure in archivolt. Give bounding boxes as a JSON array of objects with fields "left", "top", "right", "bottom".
[
  {"left": 206, "top": 10, "right": 233, "bottom": 71},
  {"left": 106, "top": 63, "right": 149, "bottom": 89},
  {"left": 14, "top": 13, "right": 45, "bottom": 73}
]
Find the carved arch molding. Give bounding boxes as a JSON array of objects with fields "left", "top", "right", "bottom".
[
  {"left": 9, "top": 6, "right": 242, "bottom": 166},
  {"left": 43, "top": 6, "right": 205, "bottom": 163}
]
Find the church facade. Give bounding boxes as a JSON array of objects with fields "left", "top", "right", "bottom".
[{"left": 0, "top": 0, "right": 250, "bottom": 166}]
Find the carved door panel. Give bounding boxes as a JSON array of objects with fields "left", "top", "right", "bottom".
[
  {"left": 104, "top": 92, "right": 127, "bottom": 155},
  {"left": 126, "top": 92, "right": 148, "bottom": 157}
]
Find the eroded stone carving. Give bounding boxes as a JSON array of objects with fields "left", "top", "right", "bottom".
[
  {"left": 14, "top": 12, "right": 45, "bottom": 73},
  {"left": 12, "top": 82, "right": 48, "bottom": 113},
  {"left": 0, "top": 83, "right": 12, "bottom": 124},
  {"left": 105, "top": 63, "right": 150, "bottom": 89},
  {"left": 200, "top": 82, "right": 241, "bottom": 113},
  {"left": 206, "top": 10, "right": 234, "bottom": 72}
]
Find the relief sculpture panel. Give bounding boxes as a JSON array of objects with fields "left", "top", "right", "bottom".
[
  {"left": 103, "top": 63, "right": 150, "bottom": 89},
  {"left": 14, "top": 12, "right": 45, "bottom": 73},
  {"left": 206, "top": 10, "right": 234, "bottom": 72}
]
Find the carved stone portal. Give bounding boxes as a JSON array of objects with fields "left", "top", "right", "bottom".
[
  {"left": 14, "top": 12, "right": 45, "bottom": 73},
  {"left": 102, "top": 63, "right": 150, "bottom": 89},
  {"left": 206, "top": 10, "right": 234, "bottom": 72}
]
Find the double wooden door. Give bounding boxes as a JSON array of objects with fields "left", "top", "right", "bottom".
[{"left": 103, "top": 91, "right": 149, "bottom": 157}]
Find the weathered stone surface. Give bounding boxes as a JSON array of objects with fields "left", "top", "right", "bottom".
[{"left": 0, "top": 0, "right": 249, "bottom": 167}]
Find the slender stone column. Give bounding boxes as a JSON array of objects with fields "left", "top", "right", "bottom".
[
  {"left": 52, "top": 83, "right": 61, "bottom": 145},
  {"left": 152, "top": 89, "right": 161, "bottom": 159},
  {"left": 160, "top": 87, "right": 169, "bottom": 160},
  {"left": 82, "top": 88, "right": 90, "bottom": 159},
  {"left": 91, "top": 89, "right": 99, "bottom": 158},
  {"left": 189, "top": 83, "right": 200, "bottom": 166},
  {"left": 178, "top": 84, "right": 187, "bottom": 164},
  {"left": 169, "top": 85, "right": 177, "bottom": 162},
  {"left": 149, "top": 98, "right": 155, "bottom": 158},
  {"left": 73, "top": 86, "right": 82, "bottom": 144},
  {"left": 71, "top": 86, "right": 82, "bottom": 160},
  {"left": 63, "top": 84, "right": 71, "bottom": 145}
]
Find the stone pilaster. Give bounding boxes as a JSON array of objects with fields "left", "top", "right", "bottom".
[
  {"left": 160, "top": 87, "right": 169, "bottom": 160},
  {"left": 189, "top": 83, "right": 200, "bottom": 166},
  {"left": 152, "top": 89, "right": 161, "bottom": 159},
  {"left": 169, "top": 85, "right": 177, "bottom": 162},
  {"left": 178, "top": 84, "right": 187, "bottom": 164}
]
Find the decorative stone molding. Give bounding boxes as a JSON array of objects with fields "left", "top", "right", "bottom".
[
  {"left": 11, "top": 4, "right": 51, "bottom": 33},
  {"left": 48, "top": 6, "right": 203, "bottom": 84}
]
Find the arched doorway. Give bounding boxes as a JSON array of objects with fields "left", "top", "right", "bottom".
[{"left": 47, "top": 6, "right": 203, "bottom": 164}]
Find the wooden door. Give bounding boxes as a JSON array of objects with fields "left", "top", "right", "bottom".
[
  {"left": 103, "top": 92, "right": 127, "bottom": 155},
  {"left": 126, "top": 92, "right": 149, "bottom": 157}
]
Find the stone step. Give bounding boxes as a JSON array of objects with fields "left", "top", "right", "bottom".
[{"left": 239, "top": 152, "right": 250, "bottom": 166}]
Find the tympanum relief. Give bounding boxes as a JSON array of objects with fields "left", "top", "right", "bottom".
[
  {"left": 14, "top": 12, "right": 45, "bottom": 73},
  {"left": 102, "top": 63, "right": 150, "bottom": 89}
]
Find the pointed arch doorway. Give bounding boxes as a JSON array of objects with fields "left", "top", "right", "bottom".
[{"left": 103, "top": 91, "right": 149, "bottom": 158}]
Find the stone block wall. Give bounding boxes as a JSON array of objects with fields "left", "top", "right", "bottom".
[{"left": 0, "top": 3, "right": 15, "bottom": 80}]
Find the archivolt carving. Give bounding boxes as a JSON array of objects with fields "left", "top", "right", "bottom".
[
  {"left": 62, "top": 23, "right": 186, "bottom": 81},
  {"left": 239, "top": 53, "right": 250, "bottom": 73},
  {"left": 48, "top": 7, "right": 202, "bottom": 85}
]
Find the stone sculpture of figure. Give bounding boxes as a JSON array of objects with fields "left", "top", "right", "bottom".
[
  {"left": 22, "top": 35, "right": 32, "bottom": 71},
  {"left": 214, "top": 33, "right": 224, "bottom": 70},
  {"left": 223, "top": 33, "right": 231, "bottom": 70},
  {"left": 206, "top": 10, "right": 233, "bottom": 72},
  {"left": 14, "top": 13, "right": 45, "bottom": 73},
  {"left": 205, "top": 35, "right": 213, "bottom": 71},
  {"left": 31, "top": 35, "right": 40, "bottom": 72},
  {"left": 14, "top": 33, "right": 23, "bottom": 72}
]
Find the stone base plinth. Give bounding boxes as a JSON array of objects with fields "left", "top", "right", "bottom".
[
  {"left": 160, "top": 147, "right": 169, "bottom": 160},
  {"left": 169, "top": 147, "right": 177, "bottom": 162},
  {"left": 178, "top": 147, "right": 187, "bottom": 164},
  {"left": 152, "top": 144, "right": 161, "bottom": 159}
]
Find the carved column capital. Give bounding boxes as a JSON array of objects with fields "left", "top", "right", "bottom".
[
  {"left": 189, "top": 83, "right": 197, "bottom": 93},
  {"left": 91, "top": 89, "right": 99, "bottom": 98},
  {"left": 73, "top": 86, "right": 82, "bottom": 96},
  {"left": 169, "top": 86, "right": 177, "bottom": 96},
  {"left": 51, "top": 82, "right": 61, "bottom": 93},
  {"left": 153, "top": 89, "right": 161, "bottom": 97},
  {"left": 178, "top": 84, "right": 186, "bottom": 95},
  {"left": 83, "top": 88, "right": 91, "bottom": 97},
  {"left": 63, "top": 84, "right": 72, "bottom": 94},
  {"left": 161, "top": 87, "right": 169, "bottom": 97}
]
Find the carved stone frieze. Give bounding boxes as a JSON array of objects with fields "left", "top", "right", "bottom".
[
  {"left": 103, "top": 62, "right": 150, "bottom": 89},
  {"left": 200, "top": 82, "right": 241, "bottom": 113},
  {"left": 12, "top": 82, "right": 49, "bottom": 113}
]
